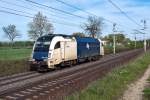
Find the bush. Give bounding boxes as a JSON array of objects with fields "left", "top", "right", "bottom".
[{"left": 0, "top": 41, "right": 34, "bottom": 48}]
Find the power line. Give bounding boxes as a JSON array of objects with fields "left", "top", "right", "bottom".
[
  {"left": 0, "top": 9, "right": 33, "bottom": 18},
  {"left": 54, "top": 0, "right": 114, "bottom": 24},
  {"left": 107, "top": 0, "right": 141, "bottom": 27},
  {"left": 0, "top": 5, "right": 80, "bottom": 26},
  {"left": 0, "top": 0, "right": 32, "bottom": 12},
  {"left": 0, "top": 0, "right": 80, "bottom": 22},
  {"left": 1, "top": 0, "right": 127, "bottom": 28},
  {"left": 16, "top": 0, "right": 71, "bottom": 19},
  {"left": 53, "top": 0, "right": 134, "bottom": 30},
  {"left": 0, "top": 6, "right": 31, "bottom": 15},
  {"left": 55, "top": 0, "right": 94, "bottom": 15},
  {"left": 0, "top": 9, "right": 80, "bottom": 27},
  {"left": 0, "top": 0, "right": 134, "bottom": 31},
  {"left": 24, "top": 0, "right": 87, "bottom": 20}
]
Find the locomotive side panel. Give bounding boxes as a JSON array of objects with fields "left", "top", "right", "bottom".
[
  {"left": 63, "top": 40, "right": 77, "bottom": 61},
  {"left": 48, "top": 37, "right": 77, "bottom": 68},
  {"left": 76, "top": 37, "right": 100, "bottom": 59}
]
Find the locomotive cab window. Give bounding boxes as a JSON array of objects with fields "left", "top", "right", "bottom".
[{"left": 54, "top": 42, "right": 60, "bottom": 49}]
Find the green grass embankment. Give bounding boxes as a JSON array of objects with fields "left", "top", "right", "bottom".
[
  {"left": 0, "top": 48, "right": 32, "bottom": 76},
  {"left": 0, "top": 48, "right": 32, "bottom": 60},
  {"left": 66, "top": 51, "right": 150, "bottom": 100}
]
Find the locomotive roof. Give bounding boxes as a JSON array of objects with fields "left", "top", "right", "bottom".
[
  {"left": 47, "top": 34, "right": 73, "bottom": 38},
  {"left": 37, "top": 34, "right": 73, "bottom": 41},
  {"left": 38, "top": 34, "right": 100, "bottom": 43},
  {"left": 75, "top": 37, "right": 99, "bottom": 43}
]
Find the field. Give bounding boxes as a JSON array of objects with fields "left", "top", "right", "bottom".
[
  {"left": 0, "top": 48, "right": 32, "bottom": 76},
  {"left": 66, "top": 51, "right": 150, "bottom": 100},
  {"left": 0, "top": 47, "right": 32, "bottom": 60}
]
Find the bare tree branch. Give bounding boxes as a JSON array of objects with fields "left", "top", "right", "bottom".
[
  {"left": 28, "top": 12, "right": 54, "bottom": 41},
  {"left": 82, "top": 16, "right": 104, "bottom": 38},
  {"left": 2, "top": 24, "right": 20, "bottom": 43}
]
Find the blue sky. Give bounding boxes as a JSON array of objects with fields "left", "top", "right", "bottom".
[{"left": 0, "top": 0, "right": 149, "bottom": 41}]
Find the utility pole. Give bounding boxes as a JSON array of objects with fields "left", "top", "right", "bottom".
[
  {"left": 134, "top": 34, "right": 137, "bottom": 48},
  {"left": 132, "top": 30, "right": 139, "bottom": 49},
  {"left": 113, "top": 23, "right": 117, "bottom": 54},
  {"left": 141, "top": 20, "right": 147, "bottom": 52}
]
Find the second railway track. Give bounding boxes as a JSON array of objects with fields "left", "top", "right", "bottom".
[{"left": 0, "top": 49, "right": 144, "bottom": 100}]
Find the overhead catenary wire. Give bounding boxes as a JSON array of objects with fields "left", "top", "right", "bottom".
[
  {"left": 0, "top": 0, "right": 136, "bottom": 32},
  {"left": 107, "top": 0, "right": 142, "bottom": 27},
  {"left": 55, "top": 0, "right": 95, "bottom": 16},
  {"left": 16, "top": 0, "right": 76, "bottom": 20},
  {"left": 0, "top": 9, "right": 81, "bottom": 27},
  {"left": 0, "top": 0, "right": 56, "bottom": 15},
  {"left": 54, "top": 0, "right": 115, "bottom": 24},
  {"left": 53, "top": 0, "right": 133, "bottom": 30},
  {"left": 24, "top": 0, "right": 87, "bottom": 20},
  {"left": 0, "top": 5, "right": 80, "bottom": 27},
  {"left": 1, "top": 0, "right": 128, "bottom": 29},
  {"left": 0, "top": 9, "right": 33, "bottom": 18},
  {"left": 0, "top": 0, "right": 82, "bottom": 23},
  {"left": 0, "top": 6, "right": 32, "bottom": 15}
]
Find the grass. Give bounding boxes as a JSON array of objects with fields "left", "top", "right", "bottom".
[
  {"left": 104, "top": 45, "right": 131, "bottom": 54},
  {"left": 143, "top": 77, "right": 150, "bottom": 100},
  {"left": 0, "top": 47, "right": 32, "bottom": 60},
  {"left": 0, "top": 60, "right": 30, "bottom": 77},
  {"left": 0, "top": 47, "right": 32, "bottom": 76},
  {"left": 143, "top": 88, "right": 150, "bottom": 100},
  {"left": 66, "top": 51, "right": 150, "bottom": 100}
]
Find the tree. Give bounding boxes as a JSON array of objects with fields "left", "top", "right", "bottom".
[
  {"left": 28, "top": 12, "right": 54, "bottom": 41},
  {"left": 104, "top": 34, "right": 126, "bottom": 44},
  {"left": 116, "top": 34, "right": 125, "bottom": 43},
  {"left": 104, "top": 34, "right": 113, "bottom": 43},
  {"left": 2, "top": 24, "right": 20, "bottom": 44},
  {"left": 82, "top": 16, "right": 103, "bottom": 38},
  {"left": 72, "top": 32, "right": 86, "bottom": 37}
]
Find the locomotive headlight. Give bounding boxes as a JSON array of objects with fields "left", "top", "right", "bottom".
[
  {"left": 42, "top": 57, "right": 48, "bottom": 61},
  {"left": 43, "top": 59, "right": 48, "bottom": 61}
]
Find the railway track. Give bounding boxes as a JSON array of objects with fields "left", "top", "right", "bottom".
[
  {"left": 0, "top": 49, "right": 144, "bottom": 100},
  {"left": 0, "top": 72, "right": 41, "bottom": 86}
]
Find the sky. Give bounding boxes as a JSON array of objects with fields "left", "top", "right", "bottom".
[{"left": 0, "top": 0, "right": 149, "bottom": 41}]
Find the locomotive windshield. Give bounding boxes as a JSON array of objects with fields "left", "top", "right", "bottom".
[{"left": 34, "top": 35, "right": 53, "bottom": 52}]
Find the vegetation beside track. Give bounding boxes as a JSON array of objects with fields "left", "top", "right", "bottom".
[
  {"left": 0, "top": 45, "right": 145, "bottom": 77},
  {"left": 0, "top": 47, "right": 32, "bottom": 76},
  {"left": 143, "top": 77, "right": 150, "bottom": 99},
  {"left": 66, "top": 51, "right": 150, "bottom": 100},
  {"left": 104, "top": 45, "right": 131, "bottom": 54},
  {"left": 0, "top": 47, "right": 32, "bottom": 60},
  {"left": 0, "top": 60, "right": 29, "bottom": 77},
  {"left": 0, "top": 46, "right": 128, "bottom": 76}
]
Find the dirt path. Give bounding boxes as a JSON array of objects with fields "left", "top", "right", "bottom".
[{"left": 120, "top": 65, "right": 150, "bottom": 100}]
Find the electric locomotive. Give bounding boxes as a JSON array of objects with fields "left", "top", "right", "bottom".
[{"left": 29, "top": 34, "right": 104, "bottom": 71}]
